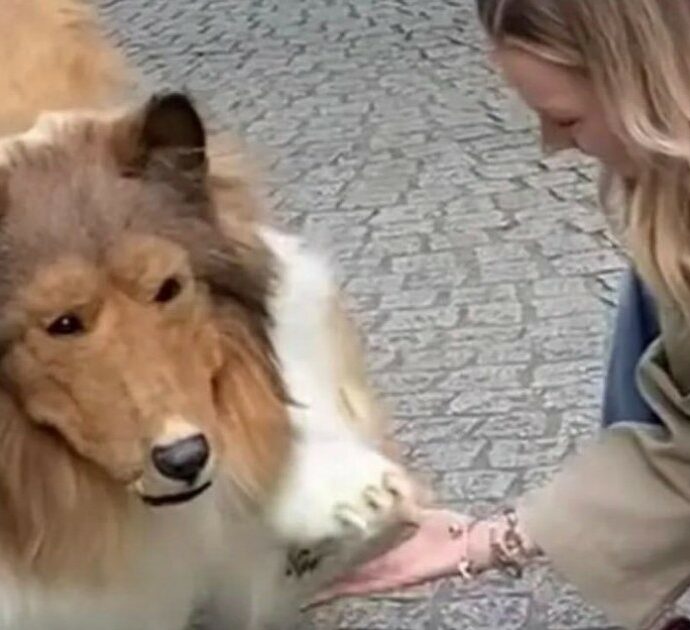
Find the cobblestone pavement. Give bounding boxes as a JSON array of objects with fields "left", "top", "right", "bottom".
[{"left": 98, "top": 0, "right": 627, "bottom": 628}]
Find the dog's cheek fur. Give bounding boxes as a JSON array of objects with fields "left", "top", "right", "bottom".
[
  {"left": 0, "top": 391, "right": 133, "bottom": 586},
  {"left": 211, "top": 310, "right": 292, "bottom": 505}
]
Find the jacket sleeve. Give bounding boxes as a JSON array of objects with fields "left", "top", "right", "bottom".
[{"left": 519, "top": 339, "right": 690, "bottom": 629}]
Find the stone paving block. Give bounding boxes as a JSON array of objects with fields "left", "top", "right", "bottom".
[
  {"left": 541, "top": 383, "right": 604, "bottom": 412},
  {"left": 480, "top": 259, "right": 542, "bottom": 284},
  {"left": 404, "top": 268, "right": 471, "bottom": 289},
  {"left": 438, "top": 364, "right": 529, "bottom": 392},
  {"left": 466, "top": 301, "right": 524, "bottom": 326},
  {"left": 538, "top": 334, "right": 607, "bottom": 363},
  {"left": 488, "top": 438, "right": 572, "bottom": 469},
  {"left": 476, "top": 340, "right": 533, "bottom": 365},
  {"left": 553, "top": 250, "right": 626, "bottom": 276},
  {"left": 450, "top": 387, "right": 537, "bottom": 416},
  {"left": 411, "top": 439, "right": 488, "bottom": 472},
  {"left": 397, "top": 345, "right": 477, "bottom": 372},
  {"left": 532, "top": 295, "right": 605, "bottom": 319},
  {"left": 531, "top": 277, "right": 590, "bottom": 297},
  {"left": 429, "top": 231, "right": 491, "bottom": 250},
  {"left": 449, "top": 284, "right": 519, "bottom": 304},
  {"left": 538, "top": 232, "right": 602, "bottom": 258},
  {"left": 474, "top": 412, "right": 551, "bottom": 439},
  {"left": 437, "top": 595, "right": 531, "bottom": 630},
  {"left": 395, "top": 417, "right": 480, "bottom": 445},
  {"left": 439, "top": 469, "right": 519, "bottom": 502}
]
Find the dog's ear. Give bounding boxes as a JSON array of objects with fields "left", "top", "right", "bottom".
[{"left": 113, "top": 91, "right": 208, "bottom": 185}]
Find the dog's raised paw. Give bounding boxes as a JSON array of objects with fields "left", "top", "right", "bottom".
[
  {"left": 267, "top": 439, "right": 421, "bottom": 561},
  {"left": 333, "top": 468, "right": 417, "bottom": 538},
  {"left": 279, "top": 466, "right": 419, "bottom": 589}
]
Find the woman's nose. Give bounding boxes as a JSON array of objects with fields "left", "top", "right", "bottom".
[{"left": 540, "top": 116, "right": 575, "bottom": 153}]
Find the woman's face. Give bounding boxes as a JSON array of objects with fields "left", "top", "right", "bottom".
[{"left": 493, "top": 45, "right": 637, "bottom": 176}]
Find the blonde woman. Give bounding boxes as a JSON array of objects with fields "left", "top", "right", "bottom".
[{"left": 319, "top": 1, "right": 690, "bottom": 629}]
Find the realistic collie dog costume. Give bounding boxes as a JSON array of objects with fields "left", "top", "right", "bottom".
[{"left": 0, "top": 1, "right": 426, "bottom": 628}]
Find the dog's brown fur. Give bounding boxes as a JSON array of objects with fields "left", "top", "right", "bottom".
[{"left": 0, "top": 0, "right": 405, "bottom": 589}]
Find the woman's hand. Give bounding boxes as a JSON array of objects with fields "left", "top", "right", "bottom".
[
  {"left": 309, "top": 506, "right": 537, "bottom": 606},
  {"left": 310, "top": 509, "right": 472, "bottom": 605}
]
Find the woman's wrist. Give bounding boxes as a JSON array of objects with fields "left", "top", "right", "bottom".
[{"left": 448, "top": 507, "right": 542, "bottom": 580}]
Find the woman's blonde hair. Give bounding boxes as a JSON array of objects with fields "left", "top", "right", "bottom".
[{"left": 477, "top": 0, "right": 690, "bottom": 319}]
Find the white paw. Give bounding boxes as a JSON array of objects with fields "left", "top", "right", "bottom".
[
  {"left": 331, "top": 467, "right": 414, "bottom": 540},
  {"left": 268, "top": 439, "right": 418, "bottom": 552}
]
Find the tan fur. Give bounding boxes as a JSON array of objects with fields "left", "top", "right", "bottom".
[
  {"left": 213, "top": 313, "right": 292, "bottom": 502},
  {"left": 0, "top": 0, "right": 134, "bottom": 136}
]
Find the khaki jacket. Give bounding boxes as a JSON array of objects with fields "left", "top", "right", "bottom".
[{"left": 519, "top": 302, "right": 690, "bottom": 628}]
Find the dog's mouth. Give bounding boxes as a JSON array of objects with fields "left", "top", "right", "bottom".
[{"left": 141, "top": 481, "right": 212, "bottom": 507}]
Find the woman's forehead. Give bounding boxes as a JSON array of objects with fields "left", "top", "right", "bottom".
[{"left": 493, "top": 45, "right": 591, "bottom": 115}]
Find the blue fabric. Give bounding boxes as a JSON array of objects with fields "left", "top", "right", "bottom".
[{"left": 601, "top": 267, "right": 661, "bottom": 427}]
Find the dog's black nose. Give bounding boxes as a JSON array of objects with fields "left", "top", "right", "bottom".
[{"left": 152, "top": 435, "right": 210, "bottom": 483}]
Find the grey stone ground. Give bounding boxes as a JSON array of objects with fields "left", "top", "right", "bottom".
[{"left": 98, "top": 0, "right": 629, "bottom": 628}]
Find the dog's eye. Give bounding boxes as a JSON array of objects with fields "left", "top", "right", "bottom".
[
  {"left": 154, "top": 277, "right": 182, "bottom": 304},
  {"left": 47, "top": 313, "right": 85, "bottom": 336}
]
